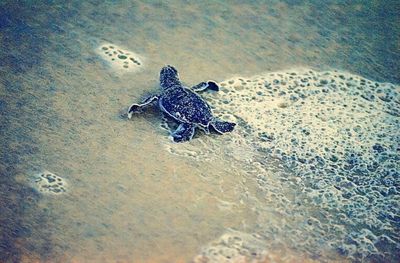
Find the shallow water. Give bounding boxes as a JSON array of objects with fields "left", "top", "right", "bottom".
[{"left": 0, "top": 1, "right": 399, "bottom": 262}]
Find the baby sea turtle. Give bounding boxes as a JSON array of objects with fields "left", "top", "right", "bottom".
[{"left": 128, "top": 65, "right": 236, "bottom": 142}]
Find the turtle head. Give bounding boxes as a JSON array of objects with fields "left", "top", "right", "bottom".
[{"left": 160, "top": 65, "right": 181, "bottom": 90}]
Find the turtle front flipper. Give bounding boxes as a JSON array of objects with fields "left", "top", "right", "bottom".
[
  {"left": 127, "top": 95, "right": 159, "bottom": 119},
  {"left": 171, "top": 123, "right": 195, "bottom": 142},
  {"left": 191, "top": 81, "right": 219, "bottom": 92},
  {"left": 210, "top": 119, "right": 236, "bottom": 134}
]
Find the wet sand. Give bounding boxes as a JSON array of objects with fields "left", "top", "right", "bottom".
[{"left": 1, "top": 0, "right": 399, "bottom": 262}]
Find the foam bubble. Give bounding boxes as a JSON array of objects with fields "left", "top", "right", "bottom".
[
  {"left": 193, "top": 230, "right": 267, "bottom": 263},
  {"left": 193, "top": 230, "right": 332, "bottom": 263},
  {"left": 186, "top": 68, "right": 399, "bottom": 262},
  {"left": 33, "top": 171, "right": 67, "bottom": 195},
  {"left": 96, "top": 43, "right": 143, "bottom": 73}
]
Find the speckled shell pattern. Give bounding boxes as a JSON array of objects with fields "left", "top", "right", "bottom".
[{"left": 159, "top": 86, "right": 213, "bottom": 127}]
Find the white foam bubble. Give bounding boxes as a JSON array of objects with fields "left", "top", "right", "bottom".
[
  {"left": 33, "top": 171, "right": 67, "bottom": 195},
  {"left": 207, "top": 69, "right": 398, "bottom": 165},
  {"left": 193, "top": 229, "right": 333, "bottom": 263},
  {"left": 186, "top": 68, "right": 399, "bottom": 262},
  {"left": 96, "top": 43, "right": 143, "bottom": 73},
  {"left": 193, "top": 230, "right": 267, "bottom": 263}
]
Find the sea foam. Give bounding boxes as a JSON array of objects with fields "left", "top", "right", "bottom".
[{"left": 183, "top": 68, "right": 399, "bottom": 262}]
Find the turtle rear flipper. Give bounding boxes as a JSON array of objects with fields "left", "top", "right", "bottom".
[
  {"left": 171, "top": 123, "right": 195, "bottom": 142},
  {"left": 127, "top": 95, "right": 159, "bottom": 119},
  {"left": 210, "top": 119, "right": 236, "bottom": 134},
  {"left": 191, "top": 81, "right": 219, "bottom": 92}
]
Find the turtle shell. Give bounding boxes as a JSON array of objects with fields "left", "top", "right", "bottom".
[{"left": 159, "top": 86, "right": 213, "bottom": 127}]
